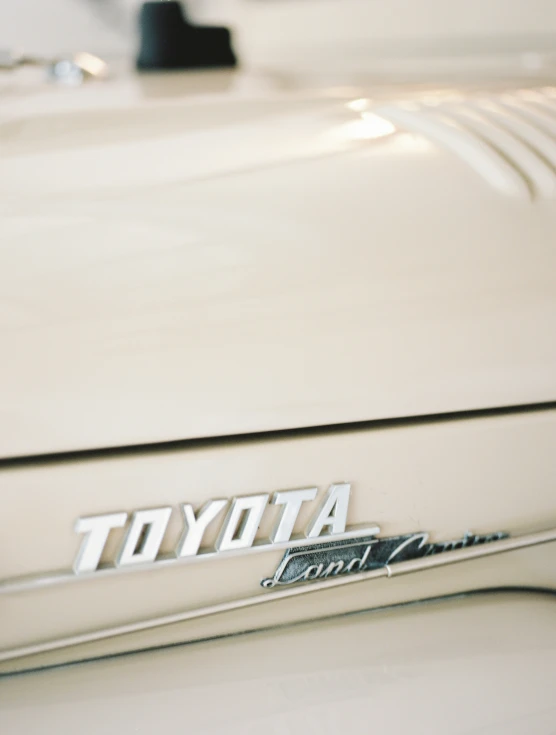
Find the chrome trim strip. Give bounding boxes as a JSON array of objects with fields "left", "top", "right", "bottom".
[
  {"left": 0, "top": 524, "right": 380, "bottom": 596},
  {"left": 1, "top": 526, "right": 555, "bottom": 664}
]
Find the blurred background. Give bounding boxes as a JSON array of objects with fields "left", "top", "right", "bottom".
[{"left": 4, "top": 0, "right": 556, "bottom": 74}]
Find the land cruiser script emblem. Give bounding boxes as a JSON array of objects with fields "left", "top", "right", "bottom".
[
  {"left": 71, "top": 483, "right": 506, "bottom": 591},
  {"left": 261, "top": 529, "right": 506, "bottom": 588}
]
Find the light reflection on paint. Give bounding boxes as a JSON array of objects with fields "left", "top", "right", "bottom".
[
  {"left": 392, "top": 132, "right": 434, "bottom": 153},
  {"left": 346, "top": 98, "right": 371, "bottom": 113},
  {"left": 337, "top": 112, "right": 396, "bottom": 141}
]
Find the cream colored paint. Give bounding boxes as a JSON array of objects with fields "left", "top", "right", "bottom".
[
  {"left": 1, "top": 408, "right": 555, "bottom": 672},
  {"left": 1, "top": 71, "right": 556, "bottom": 457},
  {"left": 2, "top": 591, "right": 556, "bottom": 734},
  {"left": 235, "top": 0, "right": 556, "bottom": 77}
]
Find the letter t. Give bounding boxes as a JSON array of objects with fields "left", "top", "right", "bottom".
[{"left": 271, "top": 487, "right": 318, "bottom": 543}]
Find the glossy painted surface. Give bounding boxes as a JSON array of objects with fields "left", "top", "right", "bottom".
[
  {"left": 2, "top": 591, "right": 556, "bottom": 734},
  {"left": 1, "top": 407, "right": 555, "bottom": 673},
  {"left": 2, "top": 7, "right": 556, "bottom": 726},
  {"left": 2, "top": 68, "right": 556, "bottom": 457}
]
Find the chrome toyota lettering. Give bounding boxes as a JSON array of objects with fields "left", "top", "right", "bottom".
[{"left": 73, "top": 483, "right": 375, "bottom": 574}]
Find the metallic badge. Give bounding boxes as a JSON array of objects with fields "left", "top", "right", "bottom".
[
  {"left": 70, "top": 482, "right": 506, "bottom": 590},
  {"left": 261, "top": 529, "right": 507, "bottom": 588},
  {"left": 72, "top": 483, "right": 378, "bottom": 574}
]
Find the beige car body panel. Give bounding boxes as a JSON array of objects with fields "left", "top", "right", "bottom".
[
  {"left": 2, "top": 6, "right": 556, "bottom": 726},
  {"left": 3, "top": 591, "right": 556, "bottom": 734},
  {"left": 2, "top": 71, "right": 556, "bottom": 458}
]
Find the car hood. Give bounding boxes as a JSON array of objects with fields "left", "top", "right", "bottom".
[{"left": 1, "top": 66, "right": 556, "bottom": 458}]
